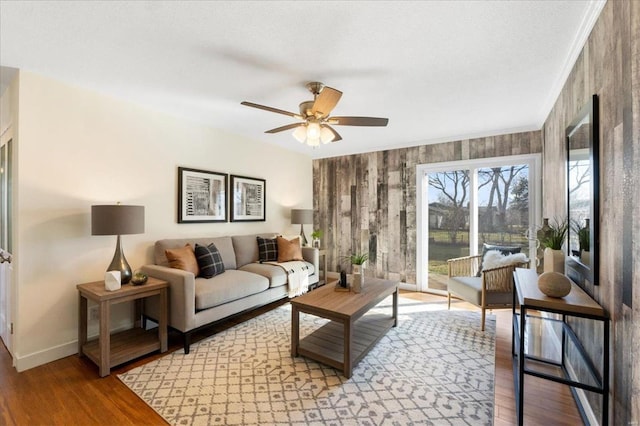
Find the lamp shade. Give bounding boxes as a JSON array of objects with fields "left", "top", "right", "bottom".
[
  {"left": 91, "top": 205, "right": 145, "bottom": 235},
  {"left": 290, "top": 209, "right": 313, "bottom": 225}
]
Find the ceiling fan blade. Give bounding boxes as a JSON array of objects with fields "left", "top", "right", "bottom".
[
  {"left": 311, "top": 87, "right": 342, "bottom": 117},
  {"left": 323, "top": 125, "right": 342, "bottom": 142},
  {"left": 265, "top": 123, "right": 303, "bottom": 134},
  {"left": 241, "top": 101, "right": 302, "bottom": 119},
  {"left": 329, "top": 116, "right": 389, "bottom": 127}
]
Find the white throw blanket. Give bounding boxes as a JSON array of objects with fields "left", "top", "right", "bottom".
[{"left": 264, "top": 261, "right": 310, "bottom": 297}]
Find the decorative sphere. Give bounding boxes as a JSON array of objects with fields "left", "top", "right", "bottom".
[
  {"left": 131, "top": 270, "right": 148, "bottom": 286},
  {"left": 537, "top": 272, "right": 571, "bottom": 298}
]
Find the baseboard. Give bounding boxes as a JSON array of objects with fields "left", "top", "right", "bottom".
[
  {"left": 565, "top": 357, "right": 600, "bottom": 425},
  {"left": 399, "top": 282, "right": 417, "bottom": 291},
  {"left": 14, "top": 340, "right": 77, "bottom": 372},
  {"left": 14, "top": 323, "right": 133, "bottom": 372}
]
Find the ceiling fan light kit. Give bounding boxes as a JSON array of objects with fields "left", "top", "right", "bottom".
[{"left": 241, "top": 82, "right": 389, "bottom": 148}]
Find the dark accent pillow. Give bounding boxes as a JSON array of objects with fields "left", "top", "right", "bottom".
[
  {"left": 257, "top": 236, "right": 278, "bottom": 263},
  {"left": 194, "top": 243, "right": 225, "bottom": 278},
  {"left": 477, "top": 243, "right": 521, "bottom": 276}
]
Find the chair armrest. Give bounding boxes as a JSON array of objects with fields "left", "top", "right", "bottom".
[
  {"left": 448, "top": 255, "right": 482, "bottom": 277},
  {"left": 481, "top": 261, "right": 529, "bottom": 292},
  {"left": 141, "top": 264, "right": 196, "bottom": 333},
  {"left": 301, "top": 247, "right": 319, "bottom": 276}
]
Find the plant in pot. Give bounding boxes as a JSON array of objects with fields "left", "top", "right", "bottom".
[
  {"left": 571, "top": 218, "right": 590, "bottom": 265},
  {"left": 311, "top": 229, "right": 323, "bottom": 248},
  {"left": 539, "top": 217, "right": 568, "bottom": 273},
  {"left": 342, "top": 253, "right": 368, "bottom": 293}
]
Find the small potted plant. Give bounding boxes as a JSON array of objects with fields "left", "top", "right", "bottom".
[
  {"left": 342, "top": 253, "right": 368, "bottom": 293},
  {"left": 539, "top": 217, "right": 568, "bottom": 273},
  {"left": 311, "top": 229, "right": 323, "bottom": 248},
  {"left": 344, "top": 253, "right": 368, "bottom": 274}
]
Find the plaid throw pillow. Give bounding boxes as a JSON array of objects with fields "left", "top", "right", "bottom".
[
  {"left": 195, "top": 243, "right": 225, "bottom": 278},
  {"left": 257, "top": 236, "right": 278, "bottom": 263}
]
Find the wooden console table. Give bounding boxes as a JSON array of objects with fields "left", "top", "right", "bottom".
[
  {"left": 512, "top": 268, "right": 609, "bottom": 425},
  {"left": 77, "top": 277, "right": 168, "bottom": 377}
]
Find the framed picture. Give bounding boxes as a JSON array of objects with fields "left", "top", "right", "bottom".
[
  {"left": 230, "top": 175, "right": 266, "bottom": 222},
  {"left": 178, "top": 167, "right": 227, "bottom": 223}
]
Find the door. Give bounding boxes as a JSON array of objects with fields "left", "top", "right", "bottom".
[
  {"left": 417, "top": 155, "right": 540, "bottom": 292},
  {"left": 0, "top": 139, "right": 13, "bottom": 354}
]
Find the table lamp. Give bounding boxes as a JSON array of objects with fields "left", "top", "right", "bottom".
[
  {"left": 91, "top": 204, "right": 145, "bottom": 284},
  {"left": 291, "top": 209, "right": 313, "bottom": 246}
]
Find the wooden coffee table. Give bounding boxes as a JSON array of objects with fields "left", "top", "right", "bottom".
[{"left": 290, "top": 277, "right": 398, "bottom": 378}]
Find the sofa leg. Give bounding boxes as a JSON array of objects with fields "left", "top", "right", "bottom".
[
  {"left": 183, "top": 332, "right": 192, "bottom": 354},
  {"left": 481, "top": 308, "right": 486, "bottom": 331},
  {"left": 447, "top": 292, "right": 451, "bottom": 310}
]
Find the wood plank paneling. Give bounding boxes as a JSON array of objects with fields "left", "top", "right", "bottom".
[
  {"left": 541, "top": 1, "right": 638, "bottom": 424},
  {"left": 313, "top": 130, "right": 541, "bottom": 283}
]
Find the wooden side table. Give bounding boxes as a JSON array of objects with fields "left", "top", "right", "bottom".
[{"left": 77, "top": 277, "right": 168, "bottom": 377}]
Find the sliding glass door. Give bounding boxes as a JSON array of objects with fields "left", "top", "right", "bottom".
[{"left": 417, "top": 155, "right": 540, "bottom": 292}]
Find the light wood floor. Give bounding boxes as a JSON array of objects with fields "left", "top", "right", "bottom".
[{"left": 0, "top": 291, "right": 582, "bottom": 425}]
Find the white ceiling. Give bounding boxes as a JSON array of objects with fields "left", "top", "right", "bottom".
[{"left": 0, "top": 1, "right": 604, "bottom": 159}]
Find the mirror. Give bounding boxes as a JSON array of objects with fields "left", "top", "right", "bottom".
[{"left": 566, "top": 94, "right": 599, "bottom": 287}]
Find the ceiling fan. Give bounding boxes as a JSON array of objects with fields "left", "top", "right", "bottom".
[{"left": 241, "top": 82, "right": 389, "bottom": 146}]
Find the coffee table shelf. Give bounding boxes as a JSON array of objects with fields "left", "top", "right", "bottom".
[{"left": 298, "top": 314, "right": 395, "bottom": 371}]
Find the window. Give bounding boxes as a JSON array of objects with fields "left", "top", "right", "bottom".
[{"left": 416, "top": 154, "right": 541, "bottom": 292}]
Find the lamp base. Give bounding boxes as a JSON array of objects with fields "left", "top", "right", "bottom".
[
  {"left": 108, "top": 235, "right": 132, "bottom": 284},
  {"left": 299, "top": 224, "right": 308, "bottom": 247}
]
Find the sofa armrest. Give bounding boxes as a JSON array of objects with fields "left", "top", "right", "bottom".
[
  {"left": 301, "top": 247, "right": 319, "bottom": 276},
  {"left": 141, "top": 264, "right": 196, "bottom": 333}
]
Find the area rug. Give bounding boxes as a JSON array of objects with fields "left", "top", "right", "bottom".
[{"left": 118, "top": 298, "right": 495, "bottom": 425}]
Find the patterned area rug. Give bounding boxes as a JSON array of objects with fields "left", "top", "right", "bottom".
[{"left": 119, "top": 298, "right": 495, "bottom": 425}]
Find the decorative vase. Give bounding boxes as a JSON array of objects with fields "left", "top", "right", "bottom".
[
  {"left": 351, "top": 264, "right": 364, "bottom": 293},
  {"left": 537, "top": 271, "right": 571, "bottom": 298},
  {"left": 580, "top": 250, "right": 591, "bottom": 266},
  {"left": 536, "top": 218, "right": 552, "bottom": 273},
  {"left": 312, "top": 238, "right": 321, "bottom": 249},
  {"left": 543, "top": 247, "right": 565, "bottom": 274}
]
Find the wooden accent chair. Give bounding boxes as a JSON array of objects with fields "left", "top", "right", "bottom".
[{"left": 447, "top": 254, "right": 529, "bottom": 330}]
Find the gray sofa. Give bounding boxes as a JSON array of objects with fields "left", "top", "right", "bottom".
[{"left": 141, "top": 233, "right": 319, "bottom": 353}]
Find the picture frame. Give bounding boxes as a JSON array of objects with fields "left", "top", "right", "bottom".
[
  {"left": 178, "top": 167, "right": 227, "bottom": 223},
  {"left": 230, "top": 175, "right": 266, "bottom": 222}
]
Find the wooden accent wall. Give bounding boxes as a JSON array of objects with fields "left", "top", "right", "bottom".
[
  {"left": 312, "top": 131, "right": 542, "bottom": 283},
  {"left": 542, "top": 1, "right": 639, "bottom": 424}
]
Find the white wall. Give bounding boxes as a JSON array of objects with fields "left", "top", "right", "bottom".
[{"left": 10, "top": 71, "right": 313, "bottom": 371}]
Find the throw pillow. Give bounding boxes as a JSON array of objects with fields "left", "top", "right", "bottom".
[
  {"left": 481, "top": 250, "right": 528, "bottom": 271},
  {"left": 276, "top": 236, "right": 304, "bottom": 263},
  {"left": 257, "top": 236, "right": 278, "bottom": 263},
  {"left": 165, "top": 244, "right": 199, "bottom": 276},
  {"left": 194, "top": 243, "right": 225, "bottom": 278},
  {"left": 477, "top": 243, "right": 521, "bottom": 276}
]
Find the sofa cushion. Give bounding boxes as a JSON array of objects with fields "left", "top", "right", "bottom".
[
  {"left": 239, "top": 261, "right": 315, "bottom": 288},
  {"left": 257, "top": 236, "right": 278, "bottom": 263},
  {"left": 195, "top": 243, "right": 225, "bottom": 278},
  {"left": 165, "top": 244, "right": 199, "bottom": 276},
  {"left": 194, "top": 270, "right": 269, "bottom": 310},
  {"left": 232, "top": 233, "right": 278, "bottom": 267},
  {"left": 276, "top": 236, "right": 303, "bottom": 262},
  {"left": 155, "top": 237, "right": 237, "bottom": 270}
]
